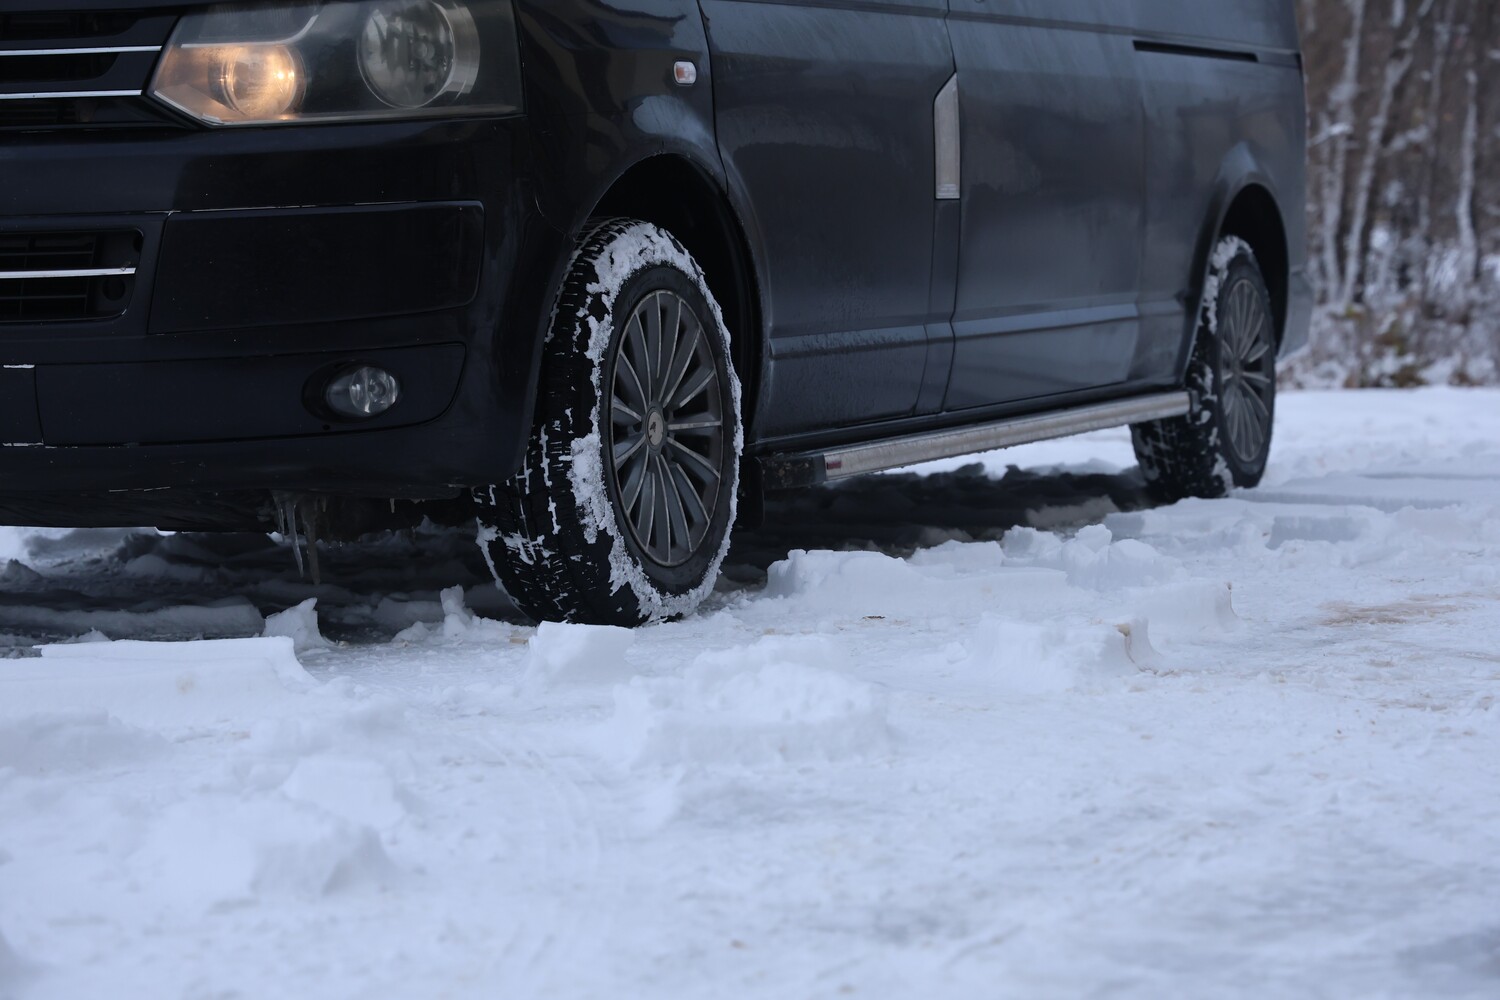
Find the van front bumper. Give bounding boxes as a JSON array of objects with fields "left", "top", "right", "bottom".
[{"left": 0, "top": 116, "right": 565, "bottom": 499}]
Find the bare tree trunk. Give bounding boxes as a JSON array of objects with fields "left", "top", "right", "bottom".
[
  {"left": 1338, "top": 5, "right": 1418, "bottom": 307},
  {"left": 1297, "top": 0, "right": 1499, "bottom": 386}
]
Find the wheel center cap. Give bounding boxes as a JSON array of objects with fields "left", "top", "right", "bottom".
[{"left": 647, "top": 409, "right": 666, "bottom": 449}]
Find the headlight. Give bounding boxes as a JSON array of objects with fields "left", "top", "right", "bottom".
[{"left": 149, "top": 0, "right": 521, "bottom": 126}]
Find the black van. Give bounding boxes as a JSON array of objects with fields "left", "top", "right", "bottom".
[{"left": 0, "top": 1, "right": 1310, "bottom": 624}]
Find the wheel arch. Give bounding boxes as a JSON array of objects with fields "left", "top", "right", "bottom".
[
  {"left": 1217, "top": 185, "right": 1290, "bottom": 348},
  {"left": 1189, "top": 146, "right": 1293, "bottom": 354},
  {"left": 588, "top": 153, "right": 765, "bottom": 437}
]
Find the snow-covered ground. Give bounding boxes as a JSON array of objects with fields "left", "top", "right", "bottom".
[{"left": 2, "top": 388, "right": 1498, "bottom": 999}]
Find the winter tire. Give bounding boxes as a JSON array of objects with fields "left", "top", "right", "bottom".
[
  {"left": 476, "top": 218, "right": 743, "bottom": 626},
  {"left": 1131, "top": 236, "right": 1277, "bottom": 502}
]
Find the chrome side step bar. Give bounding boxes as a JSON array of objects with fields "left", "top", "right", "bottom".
[{"left": 761, "top": 391, "right": 1190, "bottom": 488}]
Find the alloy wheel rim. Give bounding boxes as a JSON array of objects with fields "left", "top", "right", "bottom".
[
  {"left": 1217, "top": 277, "right": 1275, "bottom": 464},
  {"left": 607, "top": 288, "right": 726, "bottom": 568}
]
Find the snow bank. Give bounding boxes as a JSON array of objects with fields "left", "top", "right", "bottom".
[
  {"left": 0, "top": 710, "right": 165, "bottom": 775},
  {"left": 0, "top": 928, "right": 34, "bottom": 992},
  {"left": 1000, "top": 524, "right": 1183, "bottom": 590},
  {"left": 767, "top": 546, "right": 1076, "bottom": 620},
  {"left": 765, "top": 549, "right": 929, "bottom": 613},
  {"left": 280, "top": 756, "right": 407, "bottom": 830},
  {"left": 523, "top": 621, "right": 636, "bottom": 687},
  {"left": 130, "top": 796, "right": 396, "bottom": 910},
  {"left": 952, "top": 617, "right": 1144, "bottom": 694},
  {"left": 598, "top": 636, "right": 890, "bottom": 767},
  {"left": 0, "top": 596, "right": 263, "bottom": 642},
  {"left": 1, "top": 390, "right": 1497, "bottom": 999},
  {"left": 3, "top": 637, "right": 314, "bottom": 729},
  {"left": 239, "top": 697, "right": 406, "bottom": 761},
  {"left": 1131, "top": 581, "right": 1241, "bottom": 639}
]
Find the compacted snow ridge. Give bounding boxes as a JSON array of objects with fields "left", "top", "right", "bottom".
[{"left": 1, "top": 388, "right": 1498, "bottom": 999}]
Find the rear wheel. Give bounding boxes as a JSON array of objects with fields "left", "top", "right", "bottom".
[
  {"left": 475, "top": 218, "right": 742, "bottom": 626},
  {"left": 1131, "top": 237, "right": 1277, "bottom": 501}
]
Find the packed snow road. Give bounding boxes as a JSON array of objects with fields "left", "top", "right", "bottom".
[{"left": 2, "top": 388, "right": 1498, "bottom": 1000}]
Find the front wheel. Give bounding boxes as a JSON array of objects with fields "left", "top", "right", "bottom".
[
  {"left": 1131, "top": 236, "right": 1277, "bottom": 502},
  {"left": 476, "top": 219, "right": 743, "bottom": 626}
]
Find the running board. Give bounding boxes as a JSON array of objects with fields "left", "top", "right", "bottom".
[{"left": 760, "top": 391, "right": 1191, "bottom": 488}]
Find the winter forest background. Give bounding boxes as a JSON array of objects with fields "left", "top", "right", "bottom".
[{"left": 1296, "top": 0, "right": 1499, "bottom": 386}]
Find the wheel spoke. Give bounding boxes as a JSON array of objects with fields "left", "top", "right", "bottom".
[
  {"left": 1240, "top": 368, "right": 1273, "bottom": 391},
  {"left": 621, "top": 448, "right": 649, "bottom": 511},
  {"left": 653, "top": 454, "right": 675, "bottom": 559},
  {"left": 1244, "top": 303, "right": 1265, "bottom": 348},
  {"left": 635, "top": 463, "right": 657, "bottom": 548},
  {"left": 1231, "top": 289, "right": 1249, "bottom": 351},
  {"left": 613, "top": 432, "right": 646, "bottom": 469},
  {"left": 668, "top": 417, "right": 722, "bottom": 433},
  {"left": 643, "top": 293, "right": 665, "bottom": 395},
  {"left": 672, "top": 367, "right": 716, "bottom": 410},
  {"left": 1242, "top": 312, "right": 1271, "bottom": 365},
  {"left": 1228, "top": 381, "right": 1265, "bottom": 459},
  {"left": 1225, "top": 395, "right": 1246, "bottom": 456},
  {"left": 1244, "top": 417, "right": 1266, "bottom": 459},
  {"left": 612, "top": 395, "right": 643, "bottom": 424},
  {"left": 1242, "top": 380, "right": 1271, "bottom": 423},
  {"left": 660, "top": 454, "right": 691, "bottom": 557},
  {"left": 1224, "top": 286, "right": 1243, "bottom": 357},
  {"left": 668, "top": 453, "right": 711, "bottom": 527},
  {"left": 668, "top": 437, "right": 720, "bottom": 481},
  {"left": 1236, "top": 284, "right": 1253, "bottom": 348},
  {"left": 622, "top": 317, "right": 651, "bottom": 404},
  {"left": 1222, "top": 385, "right": 1246, "bottom": 453},
  {"left": 659, "top": 293, "right": 682, "bottom": 400},
  {"left": 1237, "top": 385, "right": 1267, "bottom": 457},
  {"left": 659, "top": 312, "right": 702, "bottom": 412}
]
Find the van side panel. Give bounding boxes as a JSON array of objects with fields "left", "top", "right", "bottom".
[
  {"left": 1119, "top": 1, "right": 1302, "bottom": 53},
  {"left": 701, "top": 0, "right": 957, "bottom": 437},
  {"left": 1129, "top": 2, "right": 1308, "bottom": 381},
  {"left": 942, "top": 3, "right": 1145, "bottom": 410}
]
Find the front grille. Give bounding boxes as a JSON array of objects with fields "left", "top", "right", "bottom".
[
  {"left": 0, "top": 14, "right": 141, "bottom": 41},
  {"left": 0, "top": 11, "right": 181, "bottom": 131},
  {"left": 0, "top": 230, "right": 142, "bottom": 322}
]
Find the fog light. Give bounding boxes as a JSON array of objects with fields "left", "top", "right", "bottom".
[{"left": 326, "top": 366, "right": 401, "bottom": 418}]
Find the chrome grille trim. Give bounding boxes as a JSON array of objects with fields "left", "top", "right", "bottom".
[
  {"left": 0, "top": 11, "right": 176, "bottom": 129},
  {"left": 0, "top": 267, "right": 138, "bottom": 280},
  {"left": 0, "top": 90, "right": 143, "bottom": 101},
  {"left": 0, "top": 46, "right": 161, "bottom": 57}
]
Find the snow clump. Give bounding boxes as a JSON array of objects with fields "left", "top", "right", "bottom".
[
  {"left": 129, "top": 796, "right": 396, "bottom": 911},
  {"left": 1001, "top": 524, "right": 1184, "bottom": 590},
  {"left": 0, "top": 710, "right": 165, "bottom": 776},
  {"left": 956, "top": 617, "right": 1148, "bottom": 694},
  {"left": 597, "top": 635, "right": 890, "bottom": 768},
  {"left": 263, "top": 598, "right": 332, "bottom": 652},
  {"left": 279, "top": 756, "right": 407, "bottom": 830},
  {"left": 523, "top": 621, "right": 636, "bottom": 687}
]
